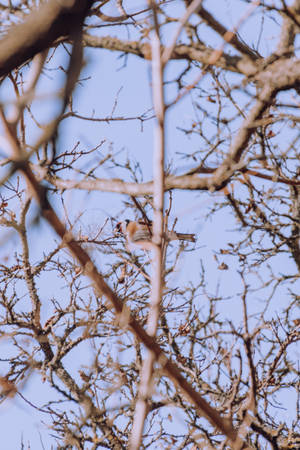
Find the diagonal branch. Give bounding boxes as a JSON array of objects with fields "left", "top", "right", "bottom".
[
  {"left": 185, "top": 0, "right": 260, "bottom": 60},
  {"left": 0, "top": 49, "right": 238, "bottom": 440},
  {"left": 0, "top": 0, "right": 94, "bottom": 78},
  {"left": 22, "top": 162, "right": 238, "bottom": 443}
]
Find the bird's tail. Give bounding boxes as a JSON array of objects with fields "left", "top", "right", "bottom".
[{"left": 175, "top": 232, "right": 196, "bottom": 242}]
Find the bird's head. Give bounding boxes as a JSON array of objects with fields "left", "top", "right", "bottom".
[{"left": 114, "top": 219, "right": 130, "bottom": 235}]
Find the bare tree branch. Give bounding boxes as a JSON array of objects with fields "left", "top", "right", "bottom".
[{"left": 0, "top": 0, "right": 94, "bottom": 78}]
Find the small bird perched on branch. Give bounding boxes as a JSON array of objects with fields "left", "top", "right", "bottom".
[{"left": 115, "top": 219, "right": 196, "bottom": 250}]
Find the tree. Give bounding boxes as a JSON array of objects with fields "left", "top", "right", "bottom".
[{"left": 0, "top": 0, "right": 299, "bottom": 448}]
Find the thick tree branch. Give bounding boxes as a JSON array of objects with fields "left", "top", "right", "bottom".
[
  {"left": 31, "top": 163, "right": 300, "bottom": 197},
  {"left": 82, "top": 33, "right": 258, "bottom": 75},
  {"left": 0, "top": 0, "right": 94, "bottom": 78}
]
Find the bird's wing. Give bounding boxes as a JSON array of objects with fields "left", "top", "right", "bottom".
[{"left": 131, "top": 228, "right": 152, "bottom": 242}]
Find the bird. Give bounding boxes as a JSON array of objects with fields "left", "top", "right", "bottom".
[{"left": 115, "top": 219, "right": 195, "bottom": 250}]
